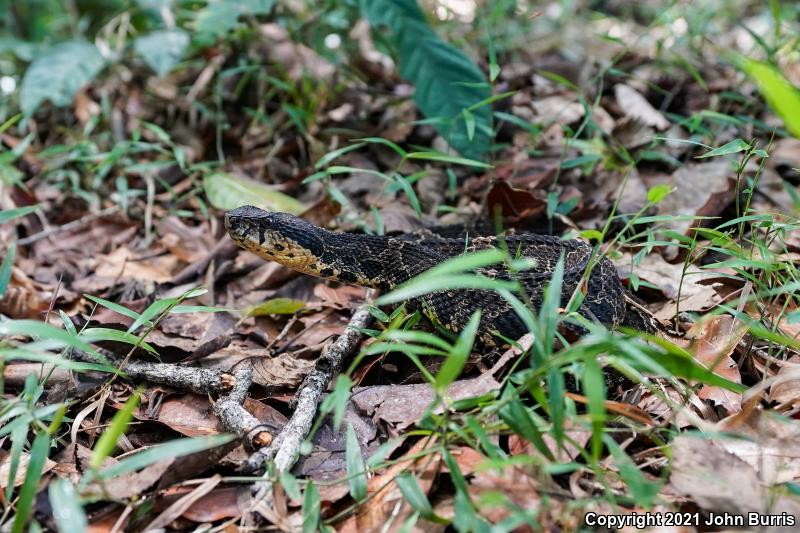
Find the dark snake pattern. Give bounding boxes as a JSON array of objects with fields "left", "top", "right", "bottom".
[{"left": 225, "top": 206, "right": 658, "bottom": 346}]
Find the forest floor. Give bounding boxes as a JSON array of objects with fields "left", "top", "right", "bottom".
[{"left": 2, "top": 1, "right": 800, "bottom": 531}]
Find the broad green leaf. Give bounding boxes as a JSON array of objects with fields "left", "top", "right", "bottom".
[
  {"left": 738, "top": 57, "right": 800, "bottom": 138},
  {"left": 195, "top": 0, "right": 276, "bottom": 39},
  {"left": 133, "top": 29, "right": 189, "bottom": 77},
  {"left": 0, "top": 205, "right": 38, "bottom": 224},
  {"left": 0, "top": 347, "right": 112, "bottom": 373},
  {"left": 11, "top": 432, "right": 50, "bottom": 533},
  {"left": 625, "top": 335, "right": 747, "bottom": 392},
  {"left": 360, "top": 0, "right": 492, "bottom": 159},
  {"left": 90, "top": 393, "right": 141, "bottom": 470},
  {"left": 20, "top": 41, "right": 105, "bottom": 115},
  {"left": 244, "top": 298, "right": 306, "bottom": 316},
  {"left": 49, "top": 479, "right": 88, "bottom": 533},
  {"left": 320, "top": 375, "right": 353, "bottom": 429},
  {"left": 366, "top": 437, "right": 406, "bottom": 468},
  {"left": 5, "top": 425, "right": 27, "bottom": 503},
  {"left": 96, "top": 434, "right": 235, "bottom": 479},
  {"left": 377, "top": 252, "right": 519, "bottom": 304},
  {"left": 377, "top": 274, "right": 516, "bottom": 306},
  {"left": 696, "top": 138, "right": 752, "bottom": 158},
  {"left": 345, "top": 423, "right": 368, "bottom": 501},
  {"left": 279, "top": 471, "right": 301, "bottom": 501},
  {"left": 128, "top": 295, "right": 180, "bottom": 333},
  {"left": 356, "top": 137, "right": 408, "bottom": 156},
  {"left": 325, "top": 166, "right": 391, "bottom": 180},
  {"left": 203, "top": 172, "right": 304, "bottom": 214},
  {"left": 169, "top": 305, "right": 232, "bottom": 313},
  {"left": 395, "top": 473, "right": 446, "bottom": 523},
  {"left": 393, "top": 174, "right": 422, "bottom": 216}
]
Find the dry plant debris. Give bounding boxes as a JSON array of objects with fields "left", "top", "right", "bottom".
[{"left": 1, "top": 1, "right": 800, "bottom": 531}]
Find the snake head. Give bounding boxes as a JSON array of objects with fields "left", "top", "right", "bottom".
[{"left": 224, "top": 206, "right": 325, "bottom": 269}]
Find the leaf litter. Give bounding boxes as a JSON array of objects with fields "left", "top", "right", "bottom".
[{"left": 2, "top": 1, "right": 800, "bottom": 531}]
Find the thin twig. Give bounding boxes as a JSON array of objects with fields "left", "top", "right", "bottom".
[{"left": 70, "top": 349, "right": 236, "bottom": 395}]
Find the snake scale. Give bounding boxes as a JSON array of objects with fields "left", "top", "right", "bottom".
[{"left": 225, "top": 205, "right": 660, "bottom": 346}]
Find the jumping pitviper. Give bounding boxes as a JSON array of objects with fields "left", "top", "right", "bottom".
[{"left": 225, "top": 206, "right": 660, "bottom": 346}]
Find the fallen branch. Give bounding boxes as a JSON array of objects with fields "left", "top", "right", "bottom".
[
  {"left": 244, "top": 301, "right": 372, "bottom": 527},
  {"left": 69, "top": 349, "right": 236, "bottom": 395},
  {"left": 243, "top": 302, "right": 372, "bottom": 473},
  {"left": 214, "top": 365, "right": 273, "bottom": 449}
]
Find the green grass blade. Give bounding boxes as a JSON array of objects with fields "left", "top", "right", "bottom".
[
  {"left": 345, "top": 423, "right": 367, "bottom": 501},
  {"left": 0, "top": 205, "right": 38, "bottom": 224},
  {"left": 583, "top": 356, "right": 606, "bottom": 460},
  {"left": 435, "top": 310, "right": 480, "bottom": 392},
  {"left": 90, "top": 392, "right": 141, "bottom": 470},
  {"left": 96, "top": 435, "right": 234, "bottom": 480},
  {"left": 302, "top": 481, "right": 321, "bottom": 533},
  {"left": 738, "top": 57, "right": 800, "bottom": 138},
  {"left": 84, "top": 294, "right": 144, "bottom": 322},
  {"left": 0, "top": 240, "right": 16, "bottom": 298},
  {"left": 11, "top": 432, "right": 51, "bottom": 533},
  {"left": 49, "top": 478, "right": 88, "bottom": 533}
]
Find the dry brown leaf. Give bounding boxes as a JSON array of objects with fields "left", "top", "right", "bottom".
[
  {"left": 717, "top": 402, "right": 800, "bottom": 485},
  {"left": 486, "top": 179, "right": 546, "bottom": 221},
  {"left": 0, "top": 451, "right": 56, "bottom": 488},
  {"left": 687, "top": 315, "right": 746, "bottom": 413},
  {"left": 156, "top": 216, "right": 214, "bottom": 264},
  {"left": 656, "top": 160, "right": 735, "bottom": 238},
  {"left": 615, "top": 253, "right": 723, "bottom": 320},
  {"left": 181, "top": 486, "right": 251, "bottom": 522},
  {"left": 313, "top": 283, "right": 367, "bottom": 309},
  {"left": 769, "top": 355, "right": 800, "bottom": 409},
  {"left": 669, "top": 433, "right": 800, "bottom": 522},
  {"left": 509, "top": 418, "right": 592, "bottom": 462},
  {"left": 469, "top": 462, "right": 548, "bottom": 527},
  {"left": 94, "top": 246, "right": 176, "bottom": 282},
  {"left": 259, "top": 24, "right": 334, "bottom": 82},
  {"left": 614, "top": 84, "right": 670, "bottom": 130},
  {"left": 531, "top": 95, "right": 585, "bottom": 125},
  {"left": 0, "top": 265, "right": 52, "bottom": 318},
  {"left": 350, "top": 371, "right": 502, "bottom": 431}
]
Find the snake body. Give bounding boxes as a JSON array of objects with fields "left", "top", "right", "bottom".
[{"left": 225, "top": 206, "right": 657, "bottom": 345}]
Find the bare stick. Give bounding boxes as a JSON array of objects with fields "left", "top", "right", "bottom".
[
  {"left": 214, "top": 366, "right": 273, "bottom": 449},
  {"left": 244, "top": 302, "right": 372, "bottom": 473},
  {"left": 69, "top": 349, "right": 235, "bottom": 395},
  {"left": 244, "top": 302, "right": 371, "bottom": 526}
]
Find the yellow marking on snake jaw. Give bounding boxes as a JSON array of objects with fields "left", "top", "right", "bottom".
[{"left": 232, "top": 231, "right": 319, "bottom": 273}]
